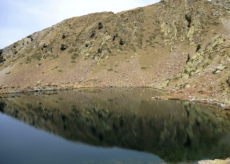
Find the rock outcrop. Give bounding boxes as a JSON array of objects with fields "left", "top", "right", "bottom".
[{"left": 212, "top": 0, "right": 230, "bottom": 9}]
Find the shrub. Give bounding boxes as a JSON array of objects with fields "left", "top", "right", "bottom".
[
  {"left": 26, "top": 56, "right": 31, "bottom": 64},
  {"left": 107, "top": 68, "right": 113, "bottom": 71},
  {"left": 91, "top": 31, "right": 95, "bottom": 38},
  {"left": 98, "top": 22, "right": 103, "bottom": 29},
  {"left": 141, "top": 67, "right": 146, "bottom": 69},
  {"left": 186, "top": 54, "right": 190, "bottom": 64},
  {"left": 212, "top": 22, "right": 220, "bottom": 26},
  {"left": 119, "top": 38, "right": 125, "bottom": 45},
  {"left": 208, "top": 54, "right": 212, "bottom": 59},
  {"left": 27, "top": 36, "right": 33, "bottom": 41},
  {"left": 184, "top": 69, "right": 188, "bottom": 74},
  {"left": 185, "top": 15, "right": 191, "bottom": 28},
  {"left": 71, "top": 53, "right": 78, "bottom": 60},
  {"left": 196, "top": 44, "right": 201, "bottom": 52},
  {"left": 98, "top": 48, "right": 102, "bottom": 53},
  {"left": 60, "top": 44, "right": 66, "bottom": 50},
  {"left": 43, "top": 44, "right": 47, "bottom": 48},
  {"left": 62, "top": 34, "right": 66, "bottom": 39}
]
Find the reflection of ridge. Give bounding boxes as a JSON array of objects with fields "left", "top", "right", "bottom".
[
  {"left": 0, "top": 101, "right": 4, "bottom": 113},
  {"left": 1, "top": 89, "right": 230, "bottom": 163},
  {"left": 184, "top": 136, "right": 191, "bottom": 147}
]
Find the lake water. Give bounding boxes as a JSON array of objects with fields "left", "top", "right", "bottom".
[{"left": 0, "top": 88, "right": 230, "bottom": 164}]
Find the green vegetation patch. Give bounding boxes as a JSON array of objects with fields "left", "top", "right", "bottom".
[
  {"left": 68, "top": 48, "right": 74, "bottom": 54},
  {"left": 71, "top": 53, "right": 78, "bottom": 60},
  {"left": 25, "top": 56, "right": 31, "bottom": 64},
  {"left": 32, "top": 53, "right": 42, "bottom": 60},
  {"left": 212, "top": 22, "right": 220, "bottom": 26}
]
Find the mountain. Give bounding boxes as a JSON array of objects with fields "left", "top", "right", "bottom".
[{"left": 0, "top": 0, "right": 230, "bottom": 104}]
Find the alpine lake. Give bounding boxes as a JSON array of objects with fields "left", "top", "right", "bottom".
[{"left": 0, "top": 88, "right": 230, "bottom": 164}]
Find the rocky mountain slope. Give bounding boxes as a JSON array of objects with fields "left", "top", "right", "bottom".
[{"left": 1, "top": 0, "right": 230, "bottom": 104}]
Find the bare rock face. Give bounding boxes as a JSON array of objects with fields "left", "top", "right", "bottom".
[
  {"left": 212, "top": 0, "right": 230, "bottom": 9},
  {"left": 170, "top": 35, "right": 225, "bottom": 82},
  {"left": 155, "top": 0, "right": 207, "bottom": 51}
]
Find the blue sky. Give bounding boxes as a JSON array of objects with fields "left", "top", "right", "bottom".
[{"left": 0, "top": 0, "right": 160, "bottom": 49}]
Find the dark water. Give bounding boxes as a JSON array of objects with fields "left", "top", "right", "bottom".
[{"left": 0, "top": 88, "right": 230, "bottom": 164}]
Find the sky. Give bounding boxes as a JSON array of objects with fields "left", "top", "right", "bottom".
[{"left": 0, "top": 0, "right": 160, "bottom": 49}]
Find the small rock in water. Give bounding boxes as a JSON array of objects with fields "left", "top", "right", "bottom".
[
  {"left": 189, "top": 99, "right": 195, "bottom": 102},
  {"left": 221, "top": 104, "right": 226, "bottom": 108}
]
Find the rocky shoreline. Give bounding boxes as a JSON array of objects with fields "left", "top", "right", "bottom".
[
  {"left": 151, "top": 95, "right": 230, "bottom": 111},
  {"left": 199, "top": 159, "right": 230, "bottom": 164},
  {"left": 1, "top": 85, "right": 230, "bottom": 112}
]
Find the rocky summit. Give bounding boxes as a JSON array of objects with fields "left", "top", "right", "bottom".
[{"left": 1, "top": 0, "right": 230, "bottom": 105}]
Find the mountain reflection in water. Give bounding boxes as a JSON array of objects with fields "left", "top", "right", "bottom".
[{"left": 1, "top": 88, "right": 230, "bottom": 163}]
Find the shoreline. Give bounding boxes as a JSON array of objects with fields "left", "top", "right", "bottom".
[{"left": 0, "top": 85, "right": 230, "bottom": 111}]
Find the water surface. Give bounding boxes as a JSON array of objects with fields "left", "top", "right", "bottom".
[{"left": 0, "top": 88, "right": 230, "bottom": 164}]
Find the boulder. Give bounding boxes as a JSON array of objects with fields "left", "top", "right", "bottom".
[
  {"left": 0, "top": 49, "right": 3, "bottom": 55},
  {"left": 225, "top": 106, "right": 230, "bottom": 110},
  {"left": 216, "top": 65, "right": 228, "bottom": 71}
]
